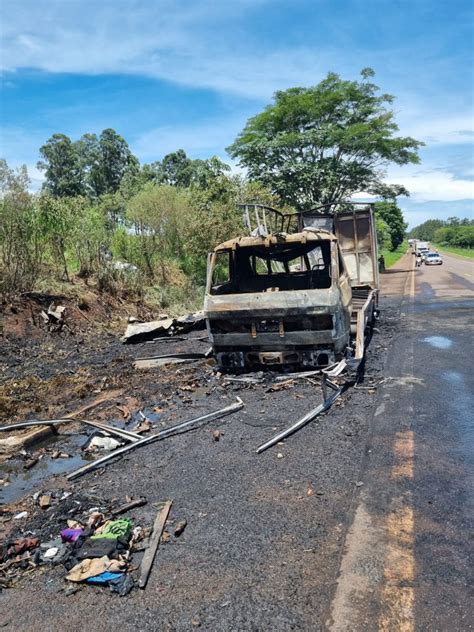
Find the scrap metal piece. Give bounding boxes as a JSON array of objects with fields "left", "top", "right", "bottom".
[
  {"left": 224, "top": 375, "right": 265, "bottom": 384},
  {"left": 134, "top": 352, "right": 207, "bottom": 369},
  {"left": 256, "top": 387, "right": 345, "bottom": 454},
  {"left": 66, "top": 398, "right": 244, "bottom": 480},
  {"left": 274, "top": 370, "right": 321, "bottom": 382},
  {"left": 122, "top": 318, "right": 174, "bottom": 343},
  {"left": 322, "top": 359, "right": 347, "bottom": 377}
]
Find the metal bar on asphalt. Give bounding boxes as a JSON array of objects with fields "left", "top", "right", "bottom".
[
  {"left": 256, "top": 388, "right": 344, "bottom": 454},
  {"left": 66, "top": 397, "right": 244, "bottom": 480}
]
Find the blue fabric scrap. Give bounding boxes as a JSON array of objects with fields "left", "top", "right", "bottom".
[{"left": 86, "top": 572, "right": 123, "bottom": 584}]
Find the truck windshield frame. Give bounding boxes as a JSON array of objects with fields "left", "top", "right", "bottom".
[{"left": 210, "top": 240, "right": 333, "bottom": 295}]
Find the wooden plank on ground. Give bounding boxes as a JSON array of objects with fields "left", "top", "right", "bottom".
[{"left": 138, "top": 500, "right": 173, "bottom": 589}]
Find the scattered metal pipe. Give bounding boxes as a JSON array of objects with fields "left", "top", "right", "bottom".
[
  {"left": 0, "top": 419, "right": 66, "bottom": 432},
  {"left": 66, "top": 397, "right": 244, "bottom": 481},
  {"left": 256, "top": 387, "right": 345, "bottom": 453},
  {"left": 0, "top": 418, "right": 140, "bottom": 442}
]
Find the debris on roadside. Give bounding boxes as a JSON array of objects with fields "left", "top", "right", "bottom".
[
  {"left": 131, "top": 416, "right": 152, "bottom": 434},
  {"left": 266, "top": 379, "right": 295, "bottom": 393},
  {"left": 122, "top": 311, "right": 206, "bottom": 344},
  {"left": 38, "top": 494, "right": 51, "bottom": 509},
  {"left": 224, "top": 373, "right": 265, "bottom": 385},
  {"left": 133, "top": 352, "right": 207, "bottom": 370},
  {"left": 111, "top": 498, "right": 147, "bottom": 517},
  {"left": 0, "top": 490, "right": 178, "bottom": 596},
  {"left": 173, "top": 519, "right": 187, "bottom": 537},
  {"left": 83, "top": 434, "right": 122, "bottom": 452},
  {"left": 138, "top": 500, "right": 172, "bottom": 589},
  {"left": 121, "top": 317, "right": 174, "bottom": 344},
  {"left": 257, "top": 384, "right": 346, "bottom": 453},
  {"left": 39, "top": 303, "right": 68, "bottom": 333},
  {"left": 66, "top": 397, "right": 244, "bottom": 481},
  {"left": 23, "top": 456, "right": 40, "bottom": 470}
]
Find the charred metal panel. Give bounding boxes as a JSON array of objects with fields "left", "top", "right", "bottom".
[{"left": 334, "top": 210, "right": 379, "bottom": 290}]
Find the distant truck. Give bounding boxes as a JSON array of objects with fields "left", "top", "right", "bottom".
[
  {"left": 414, "top": 241, "right": 430, "bottom": 257},
  {"left": 204, "top": 203, "right": 379, "bottom": 370}
]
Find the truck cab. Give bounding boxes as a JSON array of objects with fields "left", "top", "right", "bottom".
[{"left": 204, "top": 204, "right": 379, "bottom": 371}]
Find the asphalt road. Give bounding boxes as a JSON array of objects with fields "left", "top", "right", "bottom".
[{"left": 330, "top": 251, "right": 474, "bottom": 631}]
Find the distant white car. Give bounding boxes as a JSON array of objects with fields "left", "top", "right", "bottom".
[{"left": 424, "top": 252, "right": 443, "bottom": 265}]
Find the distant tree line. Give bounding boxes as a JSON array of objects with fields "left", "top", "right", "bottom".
[{"left": 410, "top": 217, "right": 474, "bottom": 248}]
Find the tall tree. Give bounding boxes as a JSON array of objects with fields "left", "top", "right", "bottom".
[
  {"left": 374, "top": 200, "right": 407, "bottom": 250},
  {"left": 37, "top": 134, "right": 85, "bottom": 197},
  {"left": 97, "top": 128, "right": 139, "bottom": 195},
  {"left": 76, "top": 133, "right": 102, "bottom": 197},
  {"left": 0, "top": 161, "right": 43, "bottom": 292},
  {"left": 159, "top": 149, "right": 194, "bottom": 187},
  {"left": 227, "top": 69, "right": 423, "bottom": 211}
]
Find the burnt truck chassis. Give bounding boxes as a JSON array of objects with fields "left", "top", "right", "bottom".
[{"left": 204, "top": 203, "right": 379, "bottom": 371}]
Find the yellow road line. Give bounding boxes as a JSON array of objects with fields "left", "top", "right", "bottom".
[
  {"left": 391, "top": 431, "right": 414, "bottom": 480},
  {"left": 379, "top": 429, "right": 415, "bottom": 631}
]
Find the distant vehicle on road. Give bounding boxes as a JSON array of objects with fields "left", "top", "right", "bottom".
[
  {"left": 414, "top": 241, "right": 430, "bottom": 259},
  {"left": 424, "top": 252, "right": 443, "bottom": 265}
]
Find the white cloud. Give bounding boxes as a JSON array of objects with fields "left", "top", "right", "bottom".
[
  {"left": 398, "top": 113, "right": 474, "bottom": 146},
  {"left": 386, "top": 164, "right": 474, "bottom": 202}
]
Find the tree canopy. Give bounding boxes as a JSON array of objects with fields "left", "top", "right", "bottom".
[
  {"left": 38, "top": 134, "right": 85, "bottom": 197},
  {"left": 227, "top": 69, "right": 423, "bottom": 211},
  {"left": 38, "top": 129, "right": 138, "bottom": 198},
  {"left": 410, "top": 217, "right": 474, "bottom": 248},
  {"left": 374, "top": 200, "right": 407, "bottom": 250}
]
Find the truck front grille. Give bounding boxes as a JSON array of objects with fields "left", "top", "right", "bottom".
[{"left": 210, "top": 315, "right": 333, "bottom": 334}]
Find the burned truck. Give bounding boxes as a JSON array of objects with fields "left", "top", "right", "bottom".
[{"left": 204, "top": 203, "right": 379, "bottom": 370}]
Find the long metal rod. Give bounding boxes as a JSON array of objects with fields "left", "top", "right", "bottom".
[
  {"left": 256, "top": 388, "right": 344, "bottom": 453},
  {"left": 66, "top": 398, "right": 244, "bottom": 481},
  {"left": 0, "top": 418, "right": 140, "bottom": 442},
  {"left": 0, "top": 419, "right": 65, "bottom": 432}
]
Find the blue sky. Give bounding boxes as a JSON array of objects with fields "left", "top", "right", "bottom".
[{"left": 1, "top": 0, "right": 473, "bottom": 228}]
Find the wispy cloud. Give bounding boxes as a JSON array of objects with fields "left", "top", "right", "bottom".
[
  {"left": 398, "top": 113, "right": 474, "bottom": 146},
  {"left": 386, "top": 163, "right": 473, "bottom": 203},
  {"left": 2, "top": 0, "right": 331, "bottom": 99}
]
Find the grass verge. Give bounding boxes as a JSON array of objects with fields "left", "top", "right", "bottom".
[
  {"left": 380, "top": 241, "right": 409, "bottom": 268},
  {"left": 433, "top": 244, "right": 474, "bottom": 260}
]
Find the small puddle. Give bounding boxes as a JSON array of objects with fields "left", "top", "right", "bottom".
[
  {"left": 0, "top": 404, "right": 165, "bottom": 505},
  {"left": 423, "top": 336, "right": 453, "bottom": 349},
  {"left": 0, "top": 433, "right": 92, "bottom": 505},
  {"left": 442, "top": 370, "right": 463, "bottom": 383}
]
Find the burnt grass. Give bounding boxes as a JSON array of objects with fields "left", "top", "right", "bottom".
[{"left": 0, "top": 297, "right": 400, "bottom": 631}]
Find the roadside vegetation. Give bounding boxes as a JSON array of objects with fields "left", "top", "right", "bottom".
[
  {"left": 434, "top": 244, "right": 474, "bottom": 260},
  {"left": 380, "top": 240, "right": 409, "bottom": 268},
  {"left": 410, "top": 218, "right": 474, "bottom": 248},
  {"left": 1, "top": 70, "right": 420, "bottom": 311}
]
